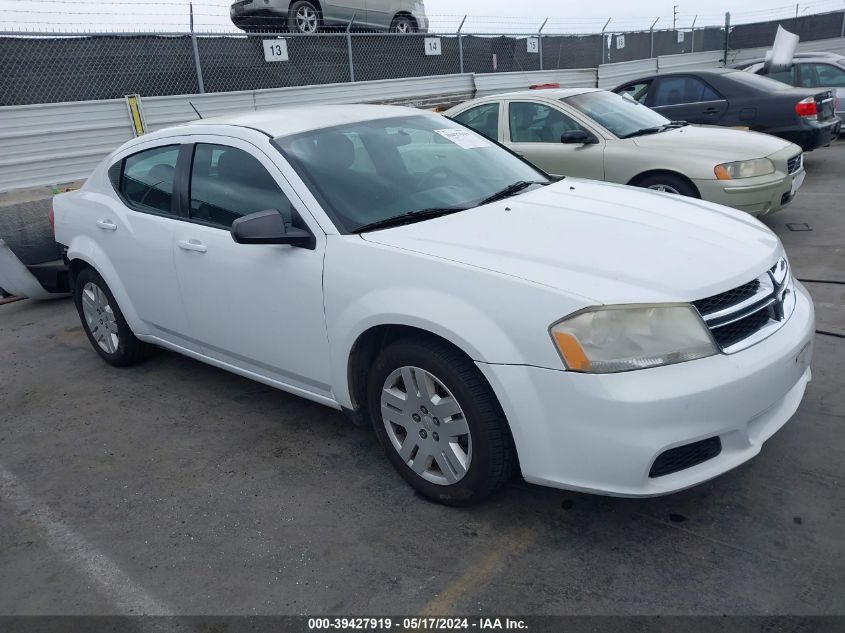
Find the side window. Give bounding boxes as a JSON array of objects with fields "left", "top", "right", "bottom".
[
  {"left": 452, "top": 103, "right": 500, "bottom": 140},
  {"left": 760, "top": 65, "right": 797, "bottom": 86},
  {"left": 652, "top": 76, "right": 723, "bottom": 106},
  {"left": 508, "top": 102, "right": 584, "bottom": 143},
  {"left": 619, "top": 81, "right": 651, "bottom": 104},
  {"left": 189, "top": 144, "right": 296, "bottom": 229},
  {"left": 120, "top": 145, "right": 180, "bottom": 215},
  {"left": 807, "top": 63, "right": 845, "bottom": 87}
]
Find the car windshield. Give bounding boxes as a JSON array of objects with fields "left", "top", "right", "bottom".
[
  {"left": 563, "top": 90, "right": 670, "bottom": 139},
  {"left": 274, "top": 114, "right": 548, "bottom": 233},
  {"left": 725, "top": 70, "right": 792, "bottom": 91}
]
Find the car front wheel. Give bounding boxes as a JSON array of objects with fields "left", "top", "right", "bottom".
[
  {"left": 73, "top": 267, "right": 151, "bottom": 367},
  {"left": 367, "top": 336, "right": 514, "bottom": 505},
  {"left": 391, "top": 16, "right": 416, "bottom": 33},
  {"left": 635, "top": 173, "right": 698, "bottom": 198}
]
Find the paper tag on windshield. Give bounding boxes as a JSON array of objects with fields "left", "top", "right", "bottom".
[{"left": 434, "top": 128, "right": 492, "bottom": 149}]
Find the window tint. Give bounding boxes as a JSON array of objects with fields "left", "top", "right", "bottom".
[
  {"left": 652, "top": 76, "right": 723, "bottom": 106},
  {"left": 120, "top": 145, "right": 180, "bottom": 214},
  {"left": 806, "top": 63, "right": 845, "bottom": 87},
  {"left": 452, "top": 103, "right": 500, "bottom": 140},
  {"left": 509, "top": 102, "right": 584, "bottom": 143},
  {"left": 618, "top": 81, "right": 651, "bottom": 104},
  {"left": 189, "top": 144, "right": 295, "bottom": 229},
  {"left": 759, "top": 66, "right": 797, "bottom": 85}
]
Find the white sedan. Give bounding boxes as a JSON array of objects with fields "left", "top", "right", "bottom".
[
  {"left": 54, "top": 105, "right": 815, "bottom": 504},
  {"left": 446, "top": 88, "right": 806, "bottom": 217}
]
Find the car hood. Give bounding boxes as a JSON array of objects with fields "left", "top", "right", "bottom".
[
  {"left": 361, "top": 179, "right": 781, "bottom": 306},
  {"left": 632, "top": 124, "right": 793, "bottom": 160}
]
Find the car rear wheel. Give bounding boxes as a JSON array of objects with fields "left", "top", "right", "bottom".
[
  {"left": 73, "top": 267, "right": 151, "bottom": 367},
  {"left": 288, "top": 1, "right": 321, "bottom": 34},
  {"left": 367, "top": 337, "right": 514, "bottom": 505},
  {"left": 635, "top": 173, "right": 698, "bottom": 198},
  {"left": 391, "top": 15, "right": 416, "bottom": 33}
]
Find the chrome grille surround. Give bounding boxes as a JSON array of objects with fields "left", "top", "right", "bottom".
[
  {"left": 787, "top": 153, "right": 803, "bottom": 174},
  {"left": 692, "top": 257, "right": 796, "bottom": 354}
]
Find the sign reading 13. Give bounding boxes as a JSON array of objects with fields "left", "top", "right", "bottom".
[{"left": 262, "top": 38, "right": 289, "bottom": 62}]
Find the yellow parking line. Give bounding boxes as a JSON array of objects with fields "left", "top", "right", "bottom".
[{"left": 419, "top": 525, "right": 535, "bottom": 616}]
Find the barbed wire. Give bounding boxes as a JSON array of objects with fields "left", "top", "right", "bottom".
[{"left": 1, "top": 0, "right": 843, "bottom": 34}]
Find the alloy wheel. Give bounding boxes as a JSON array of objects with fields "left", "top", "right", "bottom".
[
  {"left": 295, "top": 5, "right": 318, "bottom": 33},
  {"left": 380, "top": 366, "right": 472, "bottom": 485},
  {"left": 648, "top": 183, "right": 681, "bottom": 194},
  {"left": 81, "top": 282, "right": 119, "bottom": 354},
  {"left": 394, "top": 20, "right": 413, "bottom": 33}
]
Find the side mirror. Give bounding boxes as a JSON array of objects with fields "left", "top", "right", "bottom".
[
  {"left": 561, "top": 130, "right": 596, "bottom": 145},
  {"left": 231, "top": 209, "right": 315, "bottom": 250}
]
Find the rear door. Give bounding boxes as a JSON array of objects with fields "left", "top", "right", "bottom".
[
  {"left": 98, "top": 142, "right": 196, "bottom": 349},
  {"left": 799, "top": 62, "right": 845, "bottom": 116},
  {"left": 171, "top": 136, "right": 333, "bottom": 400},
  {"left": 363, "top": 0, "right": 396, "bottom": 29},
  {"left": 649, "top": 75, "right": 729, "bottom": 124},
  {"left": 503, "top": 100, "right": 604, "bottom": 179}
]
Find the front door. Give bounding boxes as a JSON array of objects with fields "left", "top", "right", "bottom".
[
  {"left": 171, "top": 137, "right": 333, "bottom": 401},
  {"left": 504, "top": 100, "right": 605, "bottom": 180}
]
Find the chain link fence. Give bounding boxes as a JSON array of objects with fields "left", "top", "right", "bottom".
[{"left": 1, "top": 8, "right": 844, "bottom": 106}]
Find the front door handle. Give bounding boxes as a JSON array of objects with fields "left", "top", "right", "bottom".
[
  {"left": 703, "top": 107, "right": 720, "bottom": 113},
  {"left": 96, "top": 219, "right": 117, "bottom": 231},
  {"left": 177, "top": 239, "right": 207, "bottom": 253}
]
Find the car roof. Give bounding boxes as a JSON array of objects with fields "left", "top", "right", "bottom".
[
  {"left": 735, "top": 53, "right": 844, "bottom": 66},
  {"left": 480, "top": 87, "right": 601, "bottom": 100},
  {"left": 185, "top": 104, "right": 435, "bottom": 137}
]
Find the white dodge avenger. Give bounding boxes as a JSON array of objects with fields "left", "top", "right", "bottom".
[{"left": 53, "top": 105, "right": 815, "bottom": 505}]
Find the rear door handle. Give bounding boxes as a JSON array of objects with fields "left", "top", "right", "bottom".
[
  {"left": 703, "top": 107, "right": 720, "bottom": 113},
  {"left": 96, "top": 219, "right": 117, "bottom": 231},
  {"left": 177, "top": 239, "right": 207, "bottom": 253}
]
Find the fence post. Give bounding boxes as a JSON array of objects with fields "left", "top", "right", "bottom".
[
  {"left": 600, "top": 18, "right": 611, "bottom": 65},
  {"left": 189, "top": 2, "right": 205, "bottom": 94},
  {"left": 723, "top": 11, "right": 730, "bottom": 66},
  {"left": 346, "top": 13, "right": 356, "bottom": 82},
  {"left": 649, "top": 17, "right": 659, "bottom": 58},
  {"left": 841, "top": 2, "right": 844, "bottom": 38},
  {"left": 458, "top": 15, "right": 466, "bottom": 74},
  {"left": 691, "top": 15, "right": 697, "bottom": 53},
  {"left": 538, "top": 18, "right": 548, "bottom": 71}
]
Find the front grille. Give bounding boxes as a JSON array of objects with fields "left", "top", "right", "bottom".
[
  {"left": 649, "top": 437, "right": 722, "bottom": 478},
  {"left": 787, "top": 153, "right": 802, "bottom": 174},
  {"left": 708, "top": 309, "right": 771, "bottom": 349},
  {"left": 692, "top": 258, "right": 794, "bottom": 353},
  {"left": 692, "top": 278, "right": 760, "bottom": 316}
]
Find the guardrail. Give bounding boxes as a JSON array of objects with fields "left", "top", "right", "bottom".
[{"left": 2, "top": 36, "right": 844, "bottom": 193}]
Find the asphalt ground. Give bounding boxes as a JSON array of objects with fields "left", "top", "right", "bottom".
[{"left": 1, "top": 140, "right": 843, "bottom": 618}]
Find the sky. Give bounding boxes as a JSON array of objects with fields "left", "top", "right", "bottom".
[{"left": 0, "top": 0, "right": 842, "bottom": 33}]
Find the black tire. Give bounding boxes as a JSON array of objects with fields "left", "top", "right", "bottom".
[
  {"left": 287, "top": 1, "right": 321, "bottom": 34},
  {"left": 73, "top": 267, "right": 151, "bottom": 367},
  {"left": 633, "top": 173, "right": 698, "bottom": 198},
  {"left": 367, "top": 336, "right": 515, "bottom": 505},
  {"left": 390, "top": 15, "right": 417, "bottom": 33}
]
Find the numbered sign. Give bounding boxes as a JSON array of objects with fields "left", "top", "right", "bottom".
[
  {"left": 262, "top": 38, "right": 289, "bottom": 62},
  {"left": 424, "top": 37, "right": 442, "bottom": 56},
  {"left": 616, "top": 34, "right": 625, "bottom": 49},
  {"left": 527, "top": 37, "right": 539, "bottom": 54},
  {"left": 677, "top": 30, "right": 685, "bottom": 43}
]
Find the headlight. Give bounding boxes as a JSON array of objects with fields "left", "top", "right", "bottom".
[
  {"left": 714, "top": 158, "right": 775, "bottom": 180},
  {"left": 549, "top": 304, "right": 717, "bottom": 374}
]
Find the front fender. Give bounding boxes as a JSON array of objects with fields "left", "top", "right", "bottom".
[{"left": 329, "top": 286, "right": 525, "bottom": 408}]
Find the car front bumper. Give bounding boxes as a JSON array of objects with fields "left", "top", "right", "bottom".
[
  {"left": 692, "top": 145, "right": 806, "bottom": 217},
  {"left": 477, "top": 281, "right": 815, "bottom": 497}
]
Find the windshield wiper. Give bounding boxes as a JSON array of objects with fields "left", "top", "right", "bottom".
[
  {"left": 351, "top": 207, "right": 467, "bottom": 233},
  {"left": 476, "top": 180, "right": 546, "bottom": 206},
  {"left": 620, "top": 126, "right": 664, "bottom": 139},
  {"left": 621, "top": 121, "right": 689, "bottom": 139}
]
